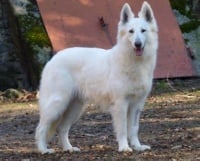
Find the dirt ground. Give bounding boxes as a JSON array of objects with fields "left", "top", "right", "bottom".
[{"left": 0, "top": 79, "right": 200, "bottom": 161}]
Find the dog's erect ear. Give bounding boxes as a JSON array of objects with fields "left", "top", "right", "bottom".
[
  {"left": 120, "top": 3, "right": 134, "bottom": 24},
  {"left": 139, "top": 1, "right": 154, "bottom": 23}
]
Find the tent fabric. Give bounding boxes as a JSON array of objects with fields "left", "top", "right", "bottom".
[{"left": 36, "top": 0, "right": 196, "bottom": 78}]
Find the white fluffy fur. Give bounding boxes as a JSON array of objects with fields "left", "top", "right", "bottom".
[{"left": 35, "top": 1, "right": 158, "bottom": 154}]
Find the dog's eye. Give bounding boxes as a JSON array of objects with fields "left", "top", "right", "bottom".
[
  {"left": 129, "top": 29, "right": 134, "bottom": 34},
  {"left": 141, "top": 29, "right": 146, "bottom": 33}
]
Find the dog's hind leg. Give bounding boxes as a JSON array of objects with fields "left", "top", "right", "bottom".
[
  {"left": 35, "top": 96, "right": 71, "bottom": 154},
  {"left": 36, "top": 120, "right": 55, "bottom": 153},
  {"left": 57, "top": 99, "right": 85, "bottom": 152}
]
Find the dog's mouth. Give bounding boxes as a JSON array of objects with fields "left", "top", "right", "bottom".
[{"left": 134, "top": 48, "right": 144, "bottom": 56}]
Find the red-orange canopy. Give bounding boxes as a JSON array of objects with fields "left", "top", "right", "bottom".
[{"left": 36, "top": 0, "right": 196, "bottom": 78}]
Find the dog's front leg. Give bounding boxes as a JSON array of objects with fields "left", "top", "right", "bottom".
[
  {"left": 111, "top": 99, "right": 132, "bottom": 152},
  {"left": 128, "top": 102, "right": 151, "bottom": 151}
]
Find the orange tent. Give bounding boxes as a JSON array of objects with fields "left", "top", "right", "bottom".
[{"left": 36, "top": 0, "right": 196, "bottom": 78}]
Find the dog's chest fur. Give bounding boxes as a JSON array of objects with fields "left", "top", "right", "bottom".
[{"left": 79, "top": 53, "right": 154, "bottom": 108}]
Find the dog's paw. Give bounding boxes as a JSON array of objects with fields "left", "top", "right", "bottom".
[
  {"left": 41, "top": 148, "right": 55, "bottom": 154},
  {"left": 133, "top": 144, "right": 151, "bottom": 152},
  {"left": 64, "top": 147, "right": 81, "bottom": 153},
  {"left": 118, "top": 146, "right": 133, "bottom": 152}
]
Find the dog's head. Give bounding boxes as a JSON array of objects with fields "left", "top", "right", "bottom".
[{"left": 118, "top": 1, "right": 158, "bottom": 56}]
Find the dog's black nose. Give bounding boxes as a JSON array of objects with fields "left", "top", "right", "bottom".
[{"left": 135, "top": 41, "right": 142, "bottom": 49}]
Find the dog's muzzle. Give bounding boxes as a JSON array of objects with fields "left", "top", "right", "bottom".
[{"left": 134, "top": 41, "right": 144, "bottom": 56}]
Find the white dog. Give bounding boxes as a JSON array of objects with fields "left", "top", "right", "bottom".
[{"left": 35, "top": 1, "right": 158, "bottom": 154}]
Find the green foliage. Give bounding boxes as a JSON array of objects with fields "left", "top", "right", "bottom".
[
  {"left": 13, "top": 1, "right": 51, "bottom": 88},
  {"left": 169, "top": 0, "right": 188, "bottom": 15},
  {"left": 156, "top": 80, "right": 169, "bottom": 90},
  {"left": 169, "top": 0, "right": 200, "bottom": 33},
  {"left": 3, "top": 89, "right": 23, "bottom": 99},
  {"left": 180, "top": 20, "right": 200, "bottom": 33},
  {"left": 25, "top": 26, "right": 50, "bottom": 47},
  {"left": 17, "top": 10, "right": 50, "bottom": 48}
]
